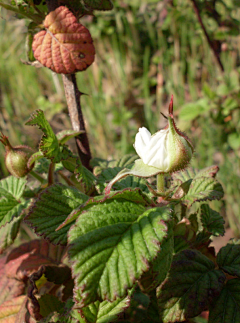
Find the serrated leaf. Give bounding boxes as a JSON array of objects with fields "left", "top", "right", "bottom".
[
  {"left": 217, "top": 243, "right": 240, "bottom": 277},
  {"left": 105, "top": 159, "right": 161, "bottom": 193},
  {"left": 62, "top": 157, "right": 77, "bottom": 173},
  {"left": 98, "top": 166, "right": 148, "bottom": 193},
  {"left": 0, "top": 211, "right": 24, "bottom": 254},
  {"left": 83, "top": 0, "right": 113, "bottom": 10},
  {"left": 0, "top": 257, "right": 25, "bottom": 306},
  {"left": 26, "top": 110, "right": 71, "bottom": 163},
  {"left": 38, "top": 295, "right": 64, "bottom": 318},
  {"left": 25, "top": 184, "right": 89, "bottom": 245},
  {"left": 57, "top": 188, "right": 153, "bottom": 231},
  {"left": 75, "top": 159, "right": 97, "bottom": 194},
  {"left": 182, "top": 177, "right": 224, "bottom": 207},
  {"left": 114, "top": 155, "right": 138, "bottom": 168},
  {"left": 0, "top": 176, "right": 28, "bottom": 228},
  {"left": 209, "top": 279, "right": 240, "bottom": 323},
  {"left": 28, "top": 151, "right": 44, "bottom": 168},
  {"left": 5, "top": 240, "right": 65, "bottom": 280},
  {"left": 0, "top": 2, "right": 43, "bottom": 23},
  {"left": 200, "top": 204, "right": 225, "bottom": 236},
  {"left": 69, "top": 200, "right": 170, "bottom": 307},
  {"left": 139, "top": 226, "right": 174, "bottom": 292},
  {"left": 80, "top": 295, "right": 130, "bottom": 323},
  {"left": 0, "top": 295, "right": 26, "bottom": 322},
  {"left": 157, "top": 249, "right": 226, "bottom": 322},
  {"left": 56, "top": 130, "right": 85, "bottom": 145},
  {"left": 32, "top": 6, "right": 95, "bottom": 74},
  {"left": 172, "top": 166, "right": 219, "bottom": 185}
]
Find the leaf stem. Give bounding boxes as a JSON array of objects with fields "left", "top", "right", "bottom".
[
  {"left": 29, "top": 170, "right": 45, "bottom": 184},
  {"left": 48, "top": 162, "right": 55, "bottom": 186},
  {"left": 157, "top": 173, "right": 165, "bottom": 193}
]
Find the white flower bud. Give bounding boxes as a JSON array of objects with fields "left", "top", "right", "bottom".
[{"left": 133, "top": 97, "right": 193, "bottom": 173}]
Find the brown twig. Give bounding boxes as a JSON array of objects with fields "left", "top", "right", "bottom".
[
  {"left": 46, "top": 0, "right": 92, "bottom": 170},
  {"left": 62, "top": 74, "right": 92, "bottom": 170},
  {"left": 190, "top": 0, "right": 224, "bottom": 72}
]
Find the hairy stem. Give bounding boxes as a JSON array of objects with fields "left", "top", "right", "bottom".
[
  {"left": 48, "top": 162, "right": 55, "bottom": 186},
  {"left": 157, "top": 173, "right": 165, "bottom": 193},
  {"left": 190, "top": 0, "right": 224, "bottom": 72},
  {"left": 29, "top": 170, "right": 45, "bottom": 184}
]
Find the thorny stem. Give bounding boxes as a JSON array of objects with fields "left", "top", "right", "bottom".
[
  {"left": 190, "top": 0, "right": 224, "bottom": 72},
  {"left": 62, "top": 74, "right": 92, "bottom": 170},
  {"left": 46, "top": 0, "right": 92, "bottom": 171}
]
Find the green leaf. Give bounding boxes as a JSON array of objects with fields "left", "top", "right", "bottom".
[
  {"left": 217, "top": 242, "right": 240, "bottom": 277},
  {"left": 179, "top": 98, "right": 210, "bottom": 121},
  {"left": 0, "top": 212, "right": 24, "bottom": 254},
  {"left": 80, "top": 295, "right": 130, "bottom": 323},
  {"left": 83, "top": 0, "right": 113, "bottom": 11},
  {"left": 0, "top": 176, "right": 28, "bottom": 228},
  {"left": 172, "top": 166, "right": 219, "bottom": 185},
  {"left": 62, "top": 157, "right": 77, "bottom": 173},
  {"left": 25, "top": 184, "right": 89, "bottom": 245},
  {"left": 27, "top": 151, "right": 44, "bottom": 168},
  {"left": 26, "top": 110, "right": 71, "bottom": 163},
  {"left": 139, "top": 226, "right": 174, "bottom": 292},
  {"left": 105, "top": 159, "right": 160, "bottom": 193},
  {"left": 56, "top": 130, "right": 85, "bottom": 145},
  {"left": 0, "top": 2, "right": 43, "bottom": 23},
  {"left": 209, "top": 279, "right": 240, "bottom": 323},
  {"left": 200, "top": 204, "right": 225, "bottom": 236},
  {"left": 182, "top": 177, "right": 224, "bottom": 207},
  {"left": 39, "top": 294, "right": 64, "bottom": 317},
  {"left": 75, "top": 159, "right": 97, "bottom": 194},
  {"left": 69, "top": 201, "right": 170, "bottom": 307},
  {"left": 57, "top": 188, "right": 153, "bottom": 231},
  {"left": 97, "top": 166, "right": 148, "bottom": 193},
  {"left": 157, "top": 249, "right": 226, "bottom": 322}
]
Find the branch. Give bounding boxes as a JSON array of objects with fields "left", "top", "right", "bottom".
[
  {"left": 190, "top": 0, "right": 224, "bottom": 72},
  {"left": 62, "top": 74, "right": 92, "bottom": 170}
]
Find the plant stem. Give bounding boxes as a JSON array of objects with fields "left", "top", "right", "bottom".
[
  {"left": 190, "top": 0, "right": 224, "bottom": 72},
  {"left": 62, "top": 74, "right": 92, "bottom": 170},
  {"left": 157, "top": 173, "right": 165, "bottom": 193},
  {"left": 29, "top": 170, "right": 45, "bottom": 184},
  {"left": 48, "top": 162, "right": 55, "bottom": 186}
]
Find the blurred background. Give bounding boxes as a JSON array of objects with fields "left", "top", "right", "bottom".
[{"left": 0, "top": 0, "right": 240, "bottom": 236}]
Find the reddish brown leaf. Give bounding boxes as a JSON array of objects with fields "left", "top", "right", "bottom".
[
  {"left": 15, "top": 297, "right": 37, "bottom": 323},
  {"left": 5, "top": 239, "right": 65, "bottom": 281},
  {"left": 32, "top": 6, "right": 95, "bottom": 74},
  {"left": 0, "top": 295, "right": 25, "bottom": 323},
  {"left": 0, "top": 257, "right": 25, "bottom": 306}
]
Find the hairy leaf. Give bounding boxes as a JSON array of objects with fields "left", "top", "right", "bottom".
[
  {"left": 97, "top": 166, "right": 148, "bottom": 193},
  {"left": 57, "top": 188, "right": 153, "bottom": 231},
  {"left": 26, "top": 110, "right": 71, "bottom": 163},
  {"left": 0, "top": 212, "right": 24, "bottom": 254},
  {"left": 25, "top": 184, "right": 88, "bottom": 245},
  {"left": 157, "top": 249, "right": 226, "bottom": 322},
  {"left": 182, "top": 177, "right": 224, "bottom": 207},
  {"left": 32, "top": 6, "right": 95, "bottom": 74},
  {"left": 5, "top": 240, "right": 65, "bottom": 281},
  {"left": 200, "top": 204, "right": 225, "bottom": 236},
  {"left": 80, "top": 295, "right": 130, "bottom": 323},
  {"left": 209, "top": 279, "right": 240, "bottom": 323},
  {"left": 75, "top": 159, "right": 97, "bottom": 194},
  {"left": 56, "top": 130, "right": 84, "bottom": 145},
  {"left": 0, "top": 176, "right": 28, "bottom": 228},
  {"left": 69, "top": 200, "right": 170, "bottom": 307},
  {"left": 217, "top": 242, "right": 240, "bottom": 277},
  {"left": 0, "top": 295, "right": 26, "bottom": 323}
]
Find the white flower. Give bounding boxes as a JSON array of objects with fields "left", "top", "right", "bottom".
[
  {"left": 133, "top": 101, "right": 193, "bottom": 173},
  {"left": 134, "top": 127, "right": 170, "bottom": 170}
]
